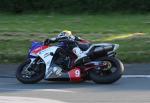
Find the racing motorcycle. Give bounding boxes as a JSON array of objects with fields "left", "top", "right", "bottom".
[{"left": 16, "top": 38, "right": 124, "bottom": 84}]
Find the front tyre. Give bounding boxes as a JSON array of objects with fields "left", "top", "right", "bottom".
[
  {"left": 89, "top": 57, "right": 124, "bottom": 84},
  {"left": 16, "top": 59, "right": 45, "bottom": 84}
]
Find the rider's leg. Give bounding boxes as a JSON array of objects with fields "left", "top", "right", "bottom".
[{"left": 72, "top": 47, "right": 87, "bottom": 63}]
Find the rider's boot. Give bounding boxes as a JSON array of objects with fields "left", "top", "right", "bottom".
[{"left": 73, "top": 47, "right": 87, "bottom": 64}]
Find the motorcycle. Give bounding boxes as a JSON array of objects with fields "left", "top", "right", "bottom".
[{"left": 16, "top": 38, "right": 124, "bottom": 84}]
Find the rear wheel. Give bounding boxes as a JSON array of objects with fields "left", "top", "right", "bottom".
[
  {"left": 16, "top": 59, "right": 45, "bottom": 84},
  {"left": 89, "top": 57, "right": 124, "bottom": 84}
]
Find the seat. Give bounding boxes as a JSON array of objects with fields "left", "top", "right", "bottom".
[{"left": 77, "top": 43, "right": 91, "bottom": 51}]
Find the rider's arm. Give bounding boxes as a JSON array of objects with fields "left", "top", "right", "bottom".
[
  {"left": 49, "top": 37, "right": 58, "bottom": 42},
  {"left": 74, "top": 36, "right": 90, "bottom": 43},
  {"left": 44, "top": 37, "right": 58, "bottom": 45},
  {"left": 74, "top": 36, "right": 83, "bottom": 41}
]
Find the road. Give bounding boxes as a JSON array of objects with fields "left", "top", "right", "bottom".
[
  {"left": 0, "top": 64, "right": 150, "bottom": 103},
  {"left": 0, "top": 63, "right": 150, "bottom": 77}
]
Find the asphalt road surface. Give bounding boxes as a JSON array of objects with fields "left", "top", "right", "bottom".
[
  {"left": 0, "top": 64, "right": 150, "bottom": 103},
  {"left": 0, "top": 63, "right": 150, "bottom": 77}
]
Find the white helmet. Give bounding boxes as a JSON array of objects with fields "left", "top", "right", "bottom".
[{"left": 57, "top": 30, "right": 72, "bottom": 38}]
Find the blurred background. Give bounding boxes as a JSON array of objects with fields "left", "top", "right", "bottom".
[{"left": 0, "top": 0, "right": 150, "bottom": 63}]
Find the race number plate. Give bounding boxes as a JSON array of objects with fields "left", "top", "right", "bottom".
[{"left": 68, "top": 68, "right": 82, "bottom": 82}]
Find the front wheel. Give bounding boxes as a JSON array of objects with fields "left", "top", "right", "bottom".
[
  {"left": 89, "top": 57, "right": 124, "bottom": 84},
  {"left": 16, "top": 59, "right": 45, "bottom": 84}
]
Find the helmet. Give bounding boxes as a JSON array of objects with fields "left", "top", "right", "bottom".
[{"left": 57, "top": 30, "right": 72, "bottom": 38}]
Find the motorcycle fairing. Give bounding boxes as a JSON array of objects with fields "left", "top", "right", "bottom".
[
  {"left": 45, "top": 67, "right": 82, "bottom": 82},
  {"left": 36, "top": 46, "right": 60, "bottom": 79},
  {"left": 28, "top": 41, "right": 43, "bottom": 58}
]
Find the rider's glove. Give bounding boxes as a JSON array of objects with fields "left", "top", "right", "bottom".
[{"left": 44, "top": 38, "right": 57, "bottom": 45}]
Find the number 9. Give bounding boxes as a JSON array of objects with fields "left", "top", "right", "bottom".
[{"left": 75, "top": 70, "right": 80, "bottom": 77}]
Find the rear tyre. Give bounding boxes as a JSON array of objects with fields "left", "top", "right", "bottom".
[
  {"left": 89, "top": 57, "right": 124, "bottom": 84},
  {"left": 16, "top": 59, "right": 45, "bottom": 84}
]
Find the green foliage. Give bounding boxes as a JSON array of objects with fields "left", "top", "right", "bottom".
[{"left": 0, "top": 0, "right": 150, "bottom": 14}]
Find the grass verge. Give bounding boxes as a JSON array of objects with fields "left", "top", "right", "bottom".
[{"left": 0, "top": 13, "right": 150, "bottom": 63}]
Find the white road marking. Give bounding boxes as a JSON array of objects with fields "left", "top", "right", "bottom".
[
  {"left": 0, "top": 96, "right": 67, "bottom": 103},
  {"left": 0, "top": 88, "right": 74, "bottom": 93},
  {"left": 34, "top": 89, "right": 75, "bottom": 93},
  {"left": 123, "top": 75, "right": 150, "bottom": 78}
]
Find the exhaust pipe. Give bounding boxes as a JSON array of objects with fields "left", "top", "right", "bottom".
[{"left": 87, "top": 45, "right": 113, "bottom": 56}]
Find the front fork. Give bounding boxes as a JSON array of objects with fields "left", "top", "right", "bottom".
[
  {"left": 23, "top": 58, "right": 35, "bottom": 72},
  {"left": 27, "top": 58, "right": 44, "bottom": 71}
]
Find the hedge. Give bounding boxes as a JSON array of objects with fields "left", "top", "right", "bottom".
[{"left": 0, "top": 0, "right": 150, "bottom": 13}]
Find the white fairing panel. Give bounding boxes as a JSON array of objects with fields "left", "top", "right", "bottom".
[{"left": 37, "top": 46, "right": 59, "bottom": 79}]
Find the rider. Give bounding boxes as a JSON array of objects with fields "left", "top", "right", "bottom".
[{"left": 44, "top": 30, "right": 87, "bottom": 64}]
